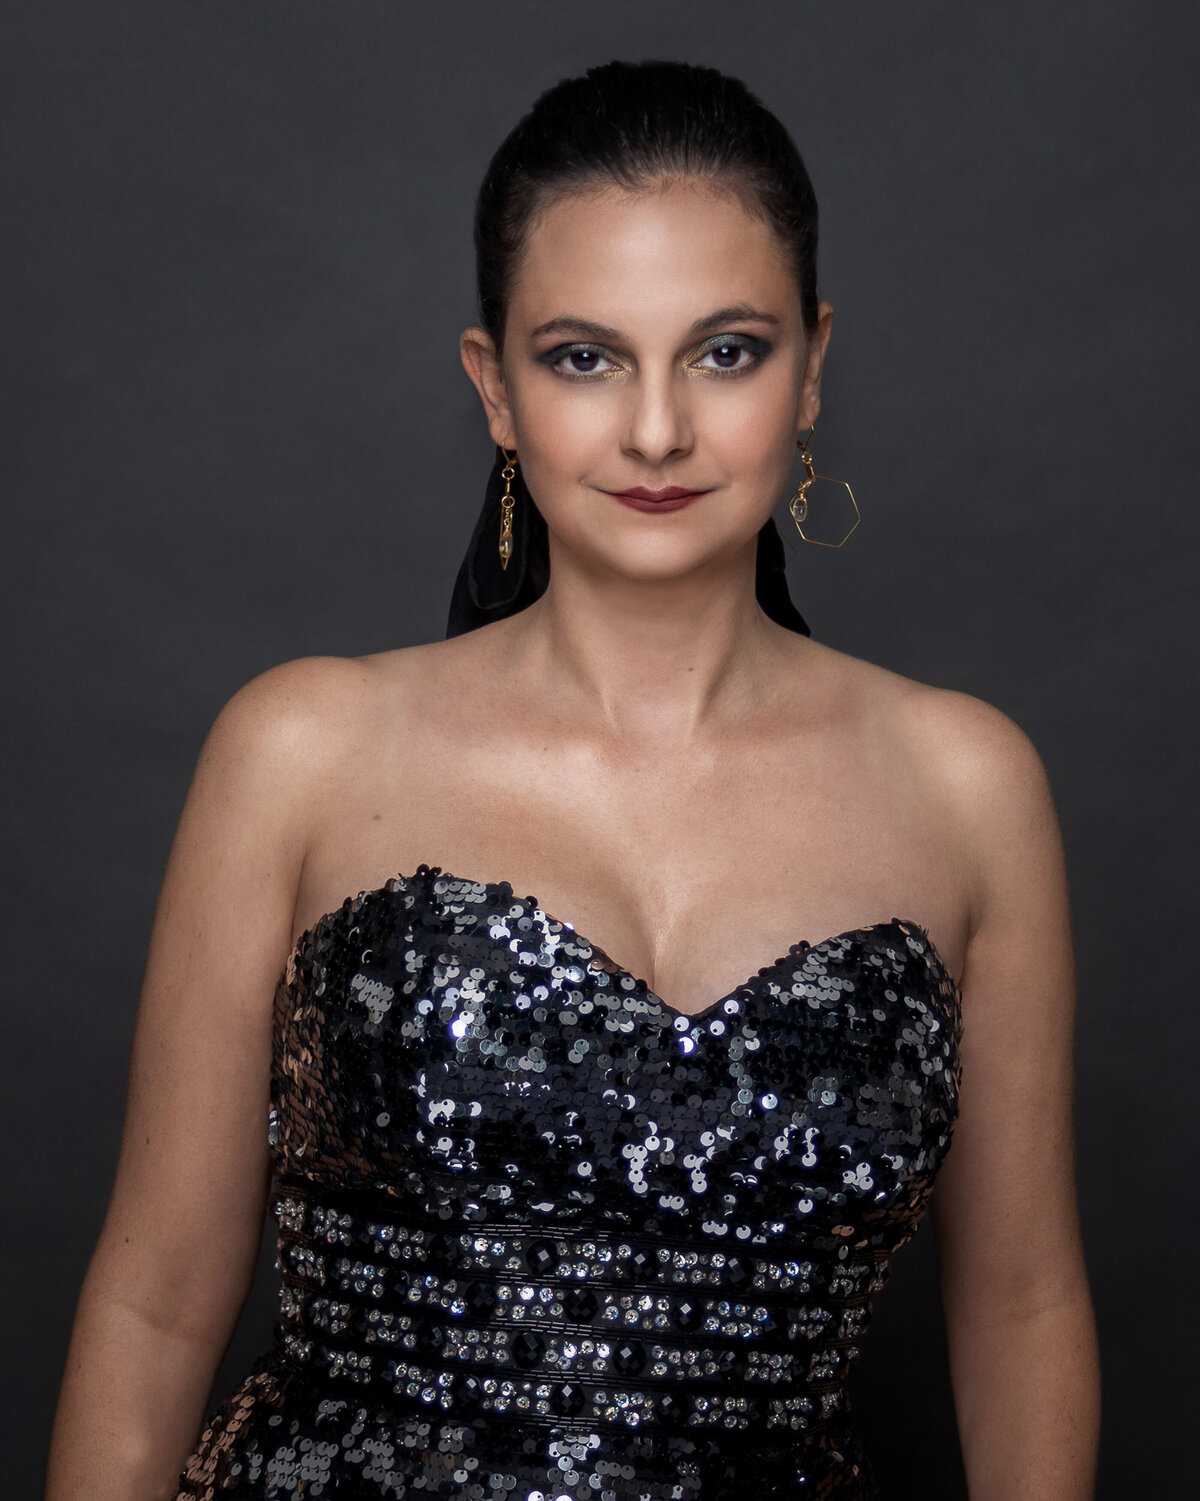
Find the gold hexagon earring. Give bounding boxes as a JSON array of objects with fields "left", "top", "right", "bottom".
[{"left": 788, "top": 426, "right": 860, "bottom": 548}]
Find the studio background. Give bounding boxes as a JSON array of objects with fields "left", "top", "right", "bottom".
[{"left": 5, "top": 3, "right": 1196, "bottom": 1496}]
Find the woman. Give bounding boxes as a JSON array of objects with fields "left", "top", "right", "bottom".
[{"left": 45, "top": 59, "right": 1099, "bottom": 1501}]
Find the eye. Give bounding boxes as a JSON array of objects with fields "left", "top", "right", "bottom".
[
  {"left": 702, "top": 342, "right": 749, "bottom": 370},
  {"left": 691, "top": 334, "right": 772, "bottom": 376},
  {"left": 542, "top": 343, "right": 622, "bottom": 380}
]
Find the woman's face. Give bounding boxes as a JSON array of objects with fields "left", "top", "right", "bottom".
[{"left": 462, "top": 177, "right": 832, "bottom": 586}]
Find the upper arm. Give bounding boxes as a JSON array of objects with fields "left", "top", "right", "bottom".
[
  {"left": 87, "top": 656, "right": 362, "bottom": 1347},
  {"left": 922, "top": 694, "right": 1086, "bottom": 1326}
]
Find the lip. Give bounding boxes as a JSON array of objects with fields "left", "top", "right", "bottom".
[{"left": 606, "top": 485, "right": 709, "bottom": 513}]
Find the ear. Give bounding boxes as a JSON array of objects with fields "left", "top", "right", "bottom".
[
  {"left": 798, "top": 302, "right": 835, "bottom": 431},
  {"left": 460, "top": 327, "right": 517, "bottom": 450}
]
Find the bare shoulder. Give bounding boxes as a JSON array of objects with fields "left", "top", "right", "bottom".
[
  {"left": 807, "top": 641, "right": 1064, "bottom": 928},
  {"left": 826, "top": 646, "right": 1068, "bottom": 948},
  {"left": 212, "top": 652, "right": 382, "bottom": 743},
  {"left": 157, "top": 646, "right": 440, "bottom": 947},
  {"left": 828, "top": 645, "right": 1067, "bottom": 950},
  {"left": 813, "top": 641, "right": 1053, "bottom": 817},
  {"left": 896, "top": 676, "right": 1052, "bottom": 819},
  {"left": 201, "top": 646, "right": 432, "bottom": 790},
  {"left": 188, "top": 636, "right": 492, "bottom": 872}
]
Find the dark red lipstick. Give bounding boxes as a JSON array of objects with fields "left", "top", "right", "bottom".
[{"left": 607, "top": 485, "right": 709, "bottom": 513}]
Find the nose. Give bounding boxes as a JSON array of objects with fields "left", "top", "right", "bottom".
[{"left": 620, "top": 366, "right": 694, "bottom": 466}]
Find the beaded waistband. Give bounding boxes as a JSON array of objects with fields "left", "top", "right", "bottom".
[{"left": 270, "top": 1181, "right": 881, "bottom": 1435}]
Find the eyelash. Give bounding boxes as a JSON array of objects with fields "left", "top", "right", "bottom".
[{"left": 539, "top": 334, "right": 773, "bottom": 383}]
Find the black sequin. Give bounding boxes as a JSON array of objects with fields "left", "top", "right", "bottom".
[{"left": 177, "top": 864, "right": 961, "bottom": 1500}]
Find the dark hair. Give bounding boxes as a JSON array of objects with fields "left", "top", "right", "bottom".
[{"left": 474, "top": 58, "right": 821, "bottom": 351}]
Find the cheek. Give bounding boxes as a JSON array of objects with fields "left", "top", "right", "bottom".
[
  {"left": 507, "top": 376, "right": 614, "bottom": 470},
  {"left": 696, "top": 372, "right": 801, "bottom": 476},
  {"left": 709, "top": 385, "right": 793, "bottom": 443}
]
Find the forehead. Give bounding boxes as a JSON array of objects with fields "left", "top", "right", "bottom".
[{"left": 509, "top": 178, "right": 800, "bottom": 331}]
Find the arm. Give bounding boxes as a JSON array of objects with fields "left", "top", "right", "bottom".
[
  {"left": 44, "top": 659, "right": 346, "bottom": 1500},
  {"left": 928, "top": 700, "right": 1100, "bottom": 1499}
]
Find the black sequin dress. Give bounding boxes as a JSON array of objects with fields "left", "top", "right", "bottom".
[{"left": 177, "top": 864, "right": 961, "bottom": 1500}]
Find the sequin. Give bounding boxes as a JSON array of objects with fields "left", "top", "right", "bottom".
[{"left": 176, "top": 864, "right": 961, "bottom": 1500}]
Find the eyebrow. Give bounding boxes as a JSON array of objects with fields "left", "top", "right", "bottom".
[{"left": 529, "top": 304, "right": 781, "bottom": 343}]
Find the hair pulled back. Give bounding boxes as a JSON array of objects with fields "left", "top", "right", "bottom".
[{"left": 474, "top": 59, "right": 821, "bottom": 350}]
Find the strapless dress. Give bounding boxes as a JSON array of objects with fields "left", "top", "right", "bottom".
[{"left": 176, "top": 862, "right": 961, "bottom": 1499}]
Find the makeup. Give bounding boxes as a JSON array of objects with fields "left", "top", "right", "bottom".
[{"left": 606, "top": 486, "right": 709, "bottom": 513}]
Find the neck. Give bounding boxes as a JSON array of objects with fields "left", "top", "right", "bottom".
[{"left": 504, "top": 534, "right": 789, "bottom": 742}]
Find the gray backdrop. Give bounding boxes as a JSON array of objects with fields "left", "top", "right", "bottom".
[{"left": 5, "top": 2, "right": 1197, "bottom": 1495}]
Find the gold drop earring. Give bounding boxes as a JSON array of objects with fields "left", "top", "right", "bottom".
[
  {"left": 788, "top": 425, "right": 861, "bottom": 548},
  {"left": 498, "top": 447, "right": 517, "bottom": 570}
]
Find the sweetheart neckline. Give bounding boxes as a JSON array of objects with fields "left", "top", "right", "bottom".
[{"left": 288, "top": 862, "right": 961, "bottom": 1021}]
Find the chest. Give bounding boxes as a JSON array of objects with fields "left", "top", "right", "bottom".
[{"left": 296, "top": 726, "right": 967, "bottom": 1013}]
